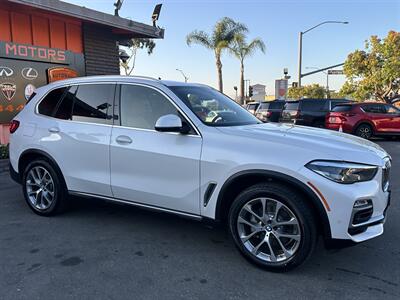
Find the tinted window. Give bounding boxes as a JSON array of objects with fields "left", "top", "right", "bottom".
[
  {"left": 284, "top": 102, "right": 299, "bottom": 110},
  {"left": 331, "top": 100, "right": 350, "bottom": 109},
  {"left": 362, "top": 104, "right": 386, "bottom": 114},
  {"left": 248, "top": 104, "right": 259, "bottom": 110},
  {"left": 301, "top": 100, "right": 326, "bottom": 111},
  {"left": 169, "top": 85, "right": 260, "bottom": 127},
  {"left": 120, "top": 85, "right": 179, "bottom": 130},
  {"left": 38, "top": 87, "right": 67, "bottom": 116},
  {"left": 269, "top": 101, "right": 285, "bottom": 109},
  {"left": 332, "top": 105, "right": 352, "bottom": 112},
  {"left": 258, "top": 102, "right": 270, "bottom": 110},
  {"left": 385, "top": 105, "right": 400, "bottom": 114},
  {"left": 54, "top": 86, "right": 77, "bottom": 120},
  {"left": 71, "top": 84, "right": 115, "bottom": 124}
]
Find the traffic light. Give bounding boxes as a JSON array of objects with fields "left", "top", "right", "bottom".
[{"left": 248, "top": 85, "right": 253, "bottom": 97}]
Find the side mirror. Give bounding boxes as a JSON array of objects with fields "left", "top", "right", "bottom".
[{"left": 155, "top": 114, "right": 190, "bottom": 134}]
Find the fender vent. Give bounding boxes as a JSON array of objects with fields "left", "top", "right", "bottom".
[{"left": 204, "top": 183, "right": 217, "bottom": 207}]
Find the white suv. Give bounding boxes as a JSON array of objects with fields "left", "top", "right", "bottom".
[{"left": 9, "top": 76, "right": 391, "bottom": 271}]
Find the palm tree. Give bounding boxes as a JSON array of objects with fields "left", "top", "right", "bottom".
[
  {"left": 229, "top": 34, "right": 266, "bottom": 104},
  {"left": 186, "top": 17, "right": 247, "bottom": 92}
]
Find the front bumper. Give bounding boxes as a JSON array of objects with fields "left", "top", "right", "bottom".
[{"left": 300, "top": 165, "right": 390, "bottom": 243}]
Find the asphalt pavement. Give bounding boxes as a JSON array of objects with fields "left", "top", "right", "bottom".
[{"left": 0, "top": 140, "right": 399, "bottom": 300}]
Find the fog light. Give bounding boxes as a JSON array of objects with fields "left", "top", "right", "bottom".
[{"left": 353, "top": 199, "right": 372, "bottom": 208}]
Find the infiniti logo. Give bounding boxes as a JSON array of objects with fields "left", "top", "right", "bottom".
[
  {"left": 21, "top": 67, "right": 38, "bottom": 80},
  {"left": 0, "top": 66, "right": 14, "bottom": 77}
]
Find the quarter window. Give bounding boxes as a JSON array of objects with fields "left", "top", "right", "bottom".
[
  {"left": 120, "top": 85, "right": 179, "bottom": 130},
  {"left": 71, "top": 84, "right": 115, "bottom": 124},
  {"left": 38, "top": 87, "right": 68, "bottom": 116}
]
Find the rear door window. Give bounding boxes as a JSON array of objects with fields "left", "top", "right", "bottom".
[
  {"left": 300, "top": 100, "right": 326, "bottom": 111},
  {"left": 71, "top": 84, "right": 115, "bottom": 124},
  {"left": 362, "top": 104, "right": 386, "bottom": 114},
  {"left": 269, "top": 101, "right": 285, "bottom": 109},
  {"left": 284, "top": 102, "right": 299, "bottom": 110},
  {"left": 54, "top": 86, "right": 77, "bottom": 120}
]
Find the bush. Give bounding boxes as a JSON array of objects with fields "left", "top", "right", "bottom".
[{"left": 0, "top": 144, "right": 9, "bottom": 159}]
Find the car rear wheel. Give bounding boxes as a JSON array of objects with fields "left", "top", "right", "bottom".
[
  {"left": 355, "top": 124, "right": 373, "bottom": 139},
  {"left": 228, "top": 183, "right": 317, "bottom": 272},
  {"left": 22, "top": 159, "right": 68, "bottom": 216}
]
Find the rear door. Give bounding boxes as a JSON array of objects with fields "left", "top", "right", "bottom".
[
  {"left": 361, "top": 104, "right": 388, "bottom": 133},
  {"left": 383, "top": 104, "right": 400, "bottom": 132},
  {"left": 38, "top": 83, "right": 115, "bottom": 196},
  {"left": 110, "top": 84, "right": 202, "bottom": 214}
]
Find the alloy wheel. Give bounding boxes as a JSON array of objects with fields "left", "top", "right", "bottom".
[
  {"left": 236, "top": 197, "right": 301, "bottom": 263},
  {"left": 358, "top": 126, "right": 372, "bottom": 139},
  {"left": 26, "top": 166, "right": 55, "bottom": 211}
]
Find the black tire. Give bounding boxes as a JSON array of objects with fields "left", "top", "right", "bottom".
[
  {"left": 228, "top": 183, "right": 317, "bottom": 272},
  {"left": 355, "top": 123, "right": 373, "bottom": 139},
  {"left": 22, "top": 159, "right": 69, "bottom": 216}
]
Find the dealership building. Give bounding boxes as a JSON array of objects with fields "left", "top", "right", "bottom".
[{"left": 0, "top": 0, "right": 164, "bottom": 143}]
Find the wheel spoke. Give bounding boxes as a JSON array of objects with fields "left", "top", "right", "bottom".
[
  {"left": 272, "top": 232, "right": 291, "bottom": 257},
  {"left": 260, "top": 198, "right": 266, "bottom": 218},
  {"left": 265, "top": 235, "right": 277, "bottom": 262},
  {"left": 243, "top": 204, "right": 263, "bottom": 221},
  {"left": 251, "top": 239, "right": 265, "bottom": 255},
  {"left": 240, "top": 230, "right": 259, "bottom": 243},
  {"left": 276, "top": 217, "right": 298, "bottom": 226},
  {"left": 275, "top": 232, "right": 301, "bottom": 241},
  {"left": 238, "top": 216, "right": 260, "bottom": 230},
  {"left": 272, "top": 201, "right": 282, "bottom": 220}
]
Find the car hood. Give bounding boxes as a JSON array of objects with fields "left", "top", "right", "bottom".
[{"left": 216, "top": 123, "right": 389, "bottom": 166}]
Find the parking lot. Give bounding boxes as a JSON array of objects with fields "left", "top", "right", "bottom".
[{"left": 0, "top": 140, "right": 399, "bottom": 300}]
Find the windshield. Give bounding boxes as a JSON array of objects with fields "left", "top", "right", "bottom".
[{"left": 169, "top": 85, "right": 261, "bottom": 126}]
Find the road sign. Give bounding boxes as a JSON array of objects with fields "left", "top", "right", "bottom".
[{"left": 328, "top": 69, "right": 344, "bottom": 75}]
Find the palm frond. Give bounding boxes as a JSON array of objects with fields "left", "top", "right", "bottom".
[{"left": 186, "top": 30, "right": 213, "bottom": 49}]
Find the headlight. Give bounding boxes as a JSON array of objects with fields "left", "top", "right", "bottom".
[{"left": 306, "top": 160, "right": 378, "bottom": 184}]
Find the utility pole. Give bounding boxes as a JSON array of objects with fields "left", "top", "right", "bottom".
[{"left": 298, "top": 20, "right": 348, "bottom": 87}]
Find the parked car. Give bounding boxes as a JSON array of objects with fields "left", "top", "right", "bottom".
[
  {"left": 280, "top": 98, "right": 351, "bottom": 127},
  {"left": 255, "top": 100, "right": 286, "bottom": 122},
  {"left": 245, "top": 102, "right": 260, "bottom": 115},
  {"left": 9, "top": 76, "right": 391, "bottom": 271},
  {"left": 326, "top": 102, "right": 400, "bottom": 139}
]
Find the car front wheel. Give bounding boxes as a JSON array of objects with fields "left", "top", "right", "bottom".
[
  {"left": 22, "top": 159, "right": 68, "bottom": 216},
  {"left": 228, "top": 183, "right": 317, "bottom": 272}
]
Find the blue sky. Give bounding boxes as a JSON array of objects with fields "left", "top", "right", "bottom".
[{"left": 68, "top": 0, "right": 399, "bottom": 97}]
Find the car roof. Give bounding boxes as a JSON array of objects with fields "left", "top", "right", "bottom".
[
  {"left": 336, "top": 102, "right": 386, "bottom": 106},
  {"left": 40, "top": 75, "right": 208, "bottom": 90}
]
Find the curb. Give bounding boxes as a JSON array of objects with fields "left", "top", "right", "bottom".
[{"left": 0, "top": 159, "right": 9, "bottom": 175}]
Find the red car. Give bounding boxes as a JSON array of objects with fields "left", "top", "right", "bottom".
[{"left": 325, "top": 102, "right": 400, "bottom": 139}]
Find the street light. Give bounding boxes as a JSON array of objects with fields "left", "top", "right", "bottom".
[
  {"left": 298, "top": 20, "right": 348, "bottom": 87},
  {"left": 176, "top": 68, "right": 189, "bottom": 83}
]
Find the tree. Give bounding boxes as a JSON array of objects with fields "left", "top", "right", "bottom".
[
  {"left": 120, "top": 38, "right": 156, "bottom": 75},
  {"left": 186, "top": 17, "right": 247, "bottom": 92},
  {"left": 340, "top": 31, "right": 400, "bottom": 102},
  {"left": 229, "top": 33, "right": 265, "bottom": 104},
  {"left": 288, "top": 84, "right": 327, "bottom": 99}
]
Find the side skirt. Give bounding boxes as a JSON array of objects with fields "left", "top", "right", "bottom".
[{"left": 68, "top": 191, "right": 203, "bottom": 221}]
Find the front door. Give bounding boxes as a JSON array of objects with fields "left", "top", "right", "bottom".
[{"left": 110, "top": 84, "right": 202, "bottom": 215}]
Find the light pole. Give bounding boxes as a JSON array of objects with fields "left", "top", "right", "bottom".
[
  {"left": 176, "top": 68, "right": 188, "bottom": 83},
  {"left": 298, "top": 20, "right": 348, "bottom": 87},
  {"left": 305, "top": 66, "right": 329, "bottom": 98},
  {"left": 233, "top": 86, "right": 238, "bottom": 102}
]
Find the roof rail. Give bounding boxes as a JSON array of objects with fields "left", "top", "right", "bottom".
[{"left": 127, "top": 75, "right": 159, "bottom": 81}]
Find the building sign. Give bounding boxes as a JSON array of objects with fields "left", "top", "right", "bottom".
[
  {"left": 0, "top": 44, "right": 85, "bottom": 123},
  {"left": 0, "top": 42, "right": 68, "bottom": 64},
  {"left": 275, "top": 79, "right": 288, "bottom": 100},
  {"left": 48, "top": 67, "right": 78, "bottom": 83}
]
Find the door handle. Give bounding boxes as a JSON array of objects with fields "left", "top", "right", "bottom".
[
  {"left": 116, "top": 135, "right": 133, "bottom": 145},
  {"left": 48, "top": 127, "right": 60, "bottom": 133}
]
